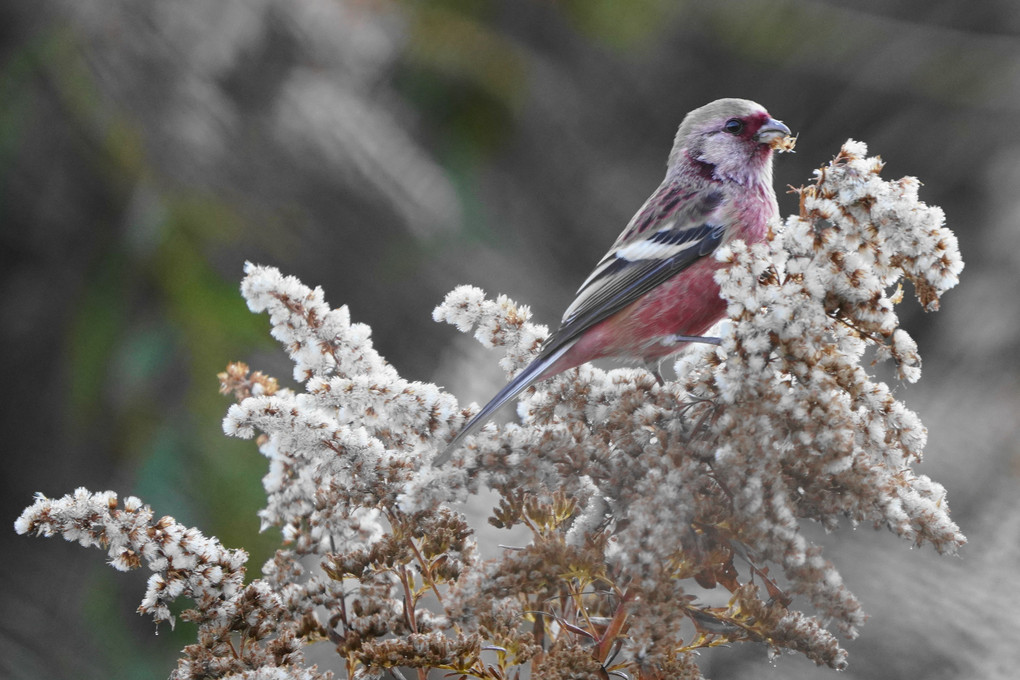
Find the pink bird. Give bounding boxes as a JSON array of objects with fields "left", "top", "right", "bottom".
[{"left": 437, "top": 98, "right": 791, "bottom": 464}]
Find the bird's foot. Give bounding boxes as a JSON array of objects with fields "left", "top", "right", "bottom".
[
  {"left": 647, "top": 361, "right": 667, "bottom": 386},
  {"left": 646, "top": 334, "right": 722, "bottom": 350},
  {"left": 668, "top": 334, "right": 721, "bottom": 346}
]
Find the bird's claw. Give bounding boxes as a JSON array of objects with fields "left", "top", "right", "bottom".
[{"left": 645, "top": 334, "right": 722, "bottom": 349}]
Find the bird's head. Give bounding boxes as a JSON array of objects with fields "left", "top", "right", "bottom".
[{"left": 670, "top": 98, "right": 791, "bottom": 186}]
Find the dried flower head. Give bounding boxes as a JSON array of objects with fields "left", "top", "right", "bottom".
[
  {"left": 770, "top": 132, "right": 798, "bottom": 153},
  {"left": 16, "top": 141, "right": 964, "bottom": 679}
]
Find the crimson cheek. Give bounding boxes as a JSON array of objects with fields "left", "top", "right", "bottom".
[{"left": 743, "top": 113, "right": 771, "bottom": 141}]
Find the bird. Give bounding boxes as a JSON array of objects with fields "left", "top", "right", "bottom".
[{"left": 436, "top": 98, "right": 791, "bottom": 465}]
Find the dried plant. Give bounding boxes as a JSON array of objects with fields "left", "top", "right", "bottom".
[{"left": 16, "top": 141, "right": 964, "bottom": 679}]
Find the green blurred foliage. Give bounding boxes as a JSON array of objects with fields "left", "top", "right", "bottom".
[
  {"left": 157, "top": 202, "right": 277, "bottom": 528},
  {"left": 82, "top": 570, "right": 182, "bottom": 679},
  {"left": 397, "top": 2, "right": 527, "bottom": 245},
  {"left": 1, "top": 18, "right": 279, "bottom": 676},
  {"left": 561, "top": 0, "right": 678, "bottom": 49},
  {"left": 54, "top": 76, "right": 279, "bottom": 557}
]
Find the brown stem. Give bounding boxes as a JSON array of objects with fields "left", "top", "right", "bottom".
[
  {"left": 567, "top": 579, "right": 598, "bottom": 639},
  {"left": 594, "top": 588, "right": 633, "bottom": 663},
  {"left": 530, "top": 609, "right": 546, "bottom": 675},
  {"left": 397, "top": 569, "right": 430, "bottom": 680},
  {"left": 399, "top": 567, "right": 418, "bottom": 634},
  {"left": 407, "top": 536, "right": 445, "bottom": 608}
]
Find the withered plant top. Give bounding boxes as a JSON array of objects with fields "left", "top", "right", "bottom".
[{"left": 17, "top": 141, "right": 964, "bottom": 680}]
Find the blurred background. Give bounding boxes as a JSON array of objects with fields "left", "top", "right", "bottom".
[{"left": 2, "top": 0, "right": 1018, "bottom": 678}]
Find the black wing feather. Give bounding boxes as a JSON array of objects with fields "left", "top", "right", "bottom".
[{"left": 549, "top": 224, "right": 725, "bottom": 354}]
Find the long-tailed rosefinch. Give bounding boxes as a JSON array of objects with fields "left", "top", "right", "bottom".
[{"left": 437, "top": 98, "right": 791, "bottom": 464}]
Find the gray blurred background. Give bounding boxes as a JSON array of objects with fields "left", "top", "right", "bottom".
[{"left": 2, "top": 1, "right": 1018, "bottom": 678}]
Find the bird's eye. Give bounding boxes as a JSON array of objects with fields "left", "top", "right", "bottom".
[{"left": 723, "top": 118, "right": 744, "bottom": 134}]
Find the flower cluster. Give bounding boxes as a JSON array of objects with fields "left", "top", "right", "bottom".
[
  {"left": 15, "top": 488, "right": 248, "bottom": 628},
  {"left": 16, "top": 141, "right": 964, "bottom": 679},
  {"left": 13, "top": 490, "right": 320, "bottom": 678}
]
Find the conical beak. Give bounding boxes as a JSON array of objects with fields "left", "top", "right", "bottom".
[{"left": 756, "top": 117, "right": 791, "bottom": 143}]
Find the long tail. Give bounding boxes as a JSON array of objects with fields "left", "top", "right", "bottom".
[{"left": 434, "top": 342, "right": 574, "bottom": 466}]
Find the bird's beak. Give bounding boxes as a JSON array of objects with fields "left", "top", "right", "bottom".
[{"left": 756, "top": 118, "right": 791, "bottom": 143}]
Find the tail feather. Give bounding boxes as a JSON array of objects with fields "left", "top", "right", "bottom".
[{"left": 434, "top": 342, "right": 573, "bottom": 466}]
